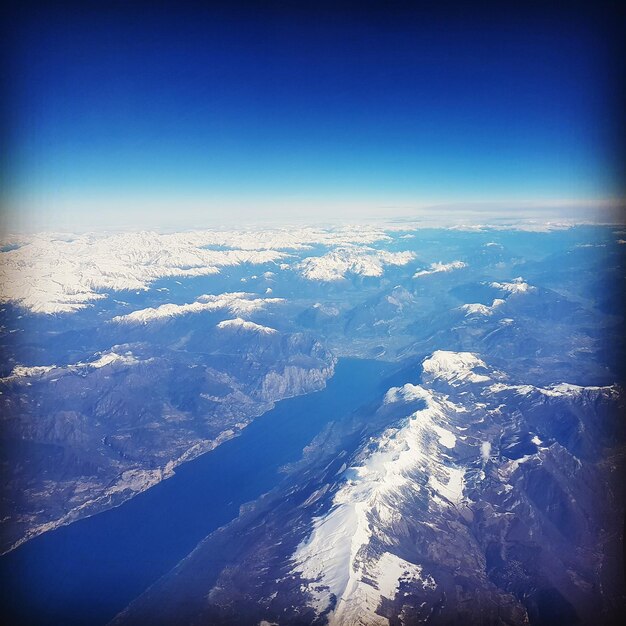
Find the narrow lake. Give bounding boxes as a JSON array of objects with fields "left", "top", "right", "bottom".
[{"left": 0, "top": 358, "right": 399, "bottom": 626}]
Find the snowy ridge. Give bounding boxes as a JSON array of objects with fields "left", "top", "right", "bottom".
[
  {"left": 216, "top": 318, "right": 278, "bottom": 334},
  {"left": 82, "top": 352, "right": 140, "bottom": 369},
  {"left": 298, "top": 247, "right": 415, "bottom": 281},
  {"left": 4, "top": 365, "right": 56, "bottom": 379},
  {"left": 461, "top": 276, "right": 534, "bottom": 317},
  {"left": 292, "top": 380, "right": 466, "bottom": 625},
  {"left": 488, "top": 381, "right": 617, "bottom": 399},
  {"left": 461, "top": 298, "right": 505, "bottom": 316},
  {"left": 1, "top": 350, "right": 141, "bottom": 383},
  {"left": 413, "top": 260, "right": 466, "bottom": 278},
  {"left": 422, "top": 350, "right": 492, "bottom": 386},
  {"left": 111, "top": 292, "right": 283, "bottom": 325},
  {"left": 490, "top": 277, "right": 535, "bottom": 294},
  {"left": 291, "top": 350, "right": 620, "bottom": 625}
]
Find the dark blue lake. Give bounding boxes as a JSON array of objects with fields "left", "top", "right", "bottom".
[{"left": 0, "top": 358, "right": 399, "bottom": 626}]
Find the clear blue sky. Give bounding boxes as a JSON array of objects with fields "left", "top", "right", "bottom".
[{"left": 4, "top": 1, "right": 624, "bottom": 229}]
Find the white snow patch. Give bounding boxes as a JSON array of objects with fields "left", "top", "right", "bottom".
[
  {"left": 422, "top": 351, "right": 491, "bottom": 385},
  {"left": 216, "top": 318, "right": 277, "bottom": 334},
  {"left": 85, "top": 352, "right": 139, "bottom": 368},
  {"left": 413, "top": 260, "right": 466, "bottom": 278},
  {"left": 384, "top": 383, "right": 431, "bottom": 404},
  {"left": 461, "top": 298, "right": 505, "bottom": 316},
  {"left": 375, "top": 553, "right": 435, "bottom": 601},
  {"left": 6, "top": 365, "right": 56, "bottom": 378},
  {"left": 428, "top": 465, "right": 465, "bottom": 505},
  {"left": 1, "top": 350, "right": 141, "bottom": 383},
  {"left": 490, "top": 277, "right": 535, "bottom": 294},
  {"left": 502, "top": 454, "right": 536, "bottom": 476},
  {"left": 111, "top": 292, "right": 282, "bottom": 325}
]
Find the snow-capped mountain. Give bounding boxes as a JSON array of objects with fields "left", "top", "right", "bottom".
[{"left": 112, "top": 348, "right": 624, "bottom": 626}]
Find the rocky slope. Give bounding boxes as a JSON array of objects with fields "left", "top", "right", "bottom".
[{"left": 0, "top": 326, "right": 335, "bottom": 554}]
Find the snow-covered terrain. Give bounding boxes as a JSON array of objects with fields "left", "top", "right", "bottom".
[
  {"left": 286, "top": 350, "right": 623, "bottom": 625},
  {"left": 461, "top": 298, "right": 505, "bottom": 316},
  {"left": 0, "top": 232, "right": 289, "bottom": 314},
  {"left": 1, "top": 349, "right": 143, "bottom": 382},
  {"left": 490, "top": 277, "right": 535, "bottom": 294},
  {"left": 413, "top": 260, "right": 466, "bottom": 278},
  {"left": 111, "top": 292, "right": 283, "bottom": 324},
  {"left": 216, "top": 318, "right": 278, "bottom": 334},
  {"left": 421, "top": 350, "right": 492, "bottom": 385},
  {"left": 0, "top": 227, "right": 396, "bottom": 314},
  {"left": 292, "top": 379, "right": 465, "bottom": 625},
  {"left": 298, "top": 247, "right": 415, "bottom": 281}
]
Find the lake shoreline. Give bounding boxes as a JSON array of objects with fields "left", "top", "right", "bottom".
[{"left": 0, "top": 357, "right": 398, "bottom": 626}]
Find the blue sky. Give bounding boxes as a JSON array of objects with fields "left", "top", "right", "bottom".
[{"left": 4, "top": 2, "right": 624, "bottom": 229}]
